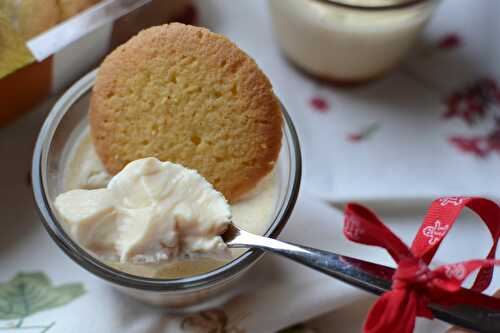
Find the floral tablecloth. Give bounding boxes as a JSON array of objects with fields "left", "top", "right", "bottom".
[
  {"left": 1, "top": 0, "right": 499, "bottom": 332},
  {"left": 258, "top": 0, "right": 500, "bottom": 203}
]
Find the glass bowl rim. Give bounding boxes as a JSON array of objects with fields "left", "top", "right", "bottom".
[
  {"left": 31, "top": 69, "right": 302, "bottom": 292},
  {"left": 311, "top": 0, "right": 435, "bottom": 11}
]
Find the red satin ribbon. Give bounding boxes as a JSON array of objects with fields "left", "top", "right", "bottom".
[{"left": 343, "top": 196, "right": 500, "bottom": 333}]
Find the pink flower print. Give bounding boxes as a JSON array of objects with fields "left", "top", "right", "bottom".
[
  {"left": 347, "top": 123, "right": 380, "bottom": 143},
  {"left": 310, "top": 96, "right": 329, "bottom": 112},
  {"left": 437, "top": 34, "right": 462, "bottom": 50},
  {"left": 487, "top": 120, "right": 500, "bottom": 153},
  {"left": 449, "top": 136, "right": 489, "bottom": 158},
  {"left": 348, "top": 133, "right": 363, "bottom": 142},
  {"left": 443, "top": 78, "right": 500, "bottom": 126},
  {"left": 449, "top": 119, "right": 500, "bottom": 158}
]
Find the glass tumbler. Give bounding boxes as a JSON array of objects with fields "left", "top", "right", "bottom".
[{"left": 269, "top": 0, "right": 440, "bottom": 83}]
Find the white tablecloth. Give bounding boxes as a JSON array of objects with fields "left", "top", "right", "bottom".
[
  {"left": 214, "top": 0, "right": 500, "bottom": 203},
  {"left": 1, "top": 0, "right": 499, "bottom": 332}
]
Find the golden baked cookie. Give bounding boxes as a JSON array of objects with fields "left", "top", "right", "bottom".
[
  {"left": 57, "top": 0, "right": 100, "bottom": 20},
  {"left": 90, "top": 23, "right": 282, "bottom": 202},
  {"left": 0, "top": 0, "right": 60, "bottom": 39}
]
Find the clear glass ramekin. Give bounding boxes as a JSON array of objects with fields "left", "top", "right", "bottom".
[
  {"left": 269, "top": 0, "right": 440, "bottom": 83},
  {"left": 32, "top": 69, "right": 301, "bottom": 310}
]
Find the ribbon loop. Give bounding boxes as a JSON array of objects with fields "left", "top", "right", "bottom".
[
  {"left": 344, "top": 204, "right": 413, "bottom": 262},
  {"left": 411, "top": 197, "right": 500, "bottom": 291},
  {"left": 343, "top": 197, "right": 500, "bottom": 333}
]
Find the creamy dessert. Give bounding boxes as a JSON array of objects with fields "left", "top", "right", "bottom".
[
  {"left": 58, "top": 130, "right": 279, "bottom": 278},
  {"left": 269, "top": 0, "right": 438, "bottom": 82},
  {"left": 56, "top": 157, "right": 232, "bottom": 264},
  {"left": 54, "top": 23, "right": 283, "bottom": 279}
]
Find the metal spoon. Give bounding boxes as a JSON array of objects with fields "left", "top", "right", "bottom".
[{"left": 223, "top": 223, "right": 500, "bottom": 333}]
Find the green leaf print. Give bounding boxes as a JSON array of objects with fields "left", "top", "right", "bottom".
[{"left": 0, "top": 272, "right": 85, "bottom": 332}]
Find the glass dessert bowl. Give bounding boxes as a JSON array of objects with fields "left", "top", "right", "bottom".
[
  {"left": 269, "top": 0, "right": 440, "bottom": 83},
  {"left": 32, "top": 69, "right": 301, "bottom": 309}
]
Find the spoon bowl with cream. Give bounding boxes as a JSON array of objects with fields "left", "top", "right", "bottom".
[{"left": 53, "top": 156, "right": 381, "bottom": 293}]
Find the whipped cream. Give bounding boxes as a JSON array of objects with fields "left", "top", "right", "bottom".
[{"left": 55, "top": 157, "right": 231, "bottom": 263}]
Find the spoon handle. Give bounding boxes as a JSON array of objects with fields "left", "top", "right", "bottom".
[
  {"left": 227, "top": 229, "right": 500, "bottom": 333},
  {"left": 228, "top": 229, "right": 392, "bottom": 293}
]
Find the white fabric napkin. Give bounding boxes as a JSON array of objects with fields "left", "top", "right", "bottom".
[{"left": 1, "top": 105, "right": 499, "bottom": 333}]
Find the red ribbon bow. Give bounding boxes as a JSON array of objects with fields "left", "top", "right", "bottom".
[{"left": 343, "top": 196, "right": 500, "bottom": 333}]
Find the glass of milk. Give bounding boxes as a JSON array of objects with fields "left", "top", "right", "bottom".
[{"left": 269, "top": 0, "right": 440, "bottom": 83}]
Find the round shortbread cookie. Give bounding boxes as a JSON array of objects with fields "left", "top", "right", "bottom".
[{"left": 90, "top": 23, "right": 283, "bottom": 202}]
